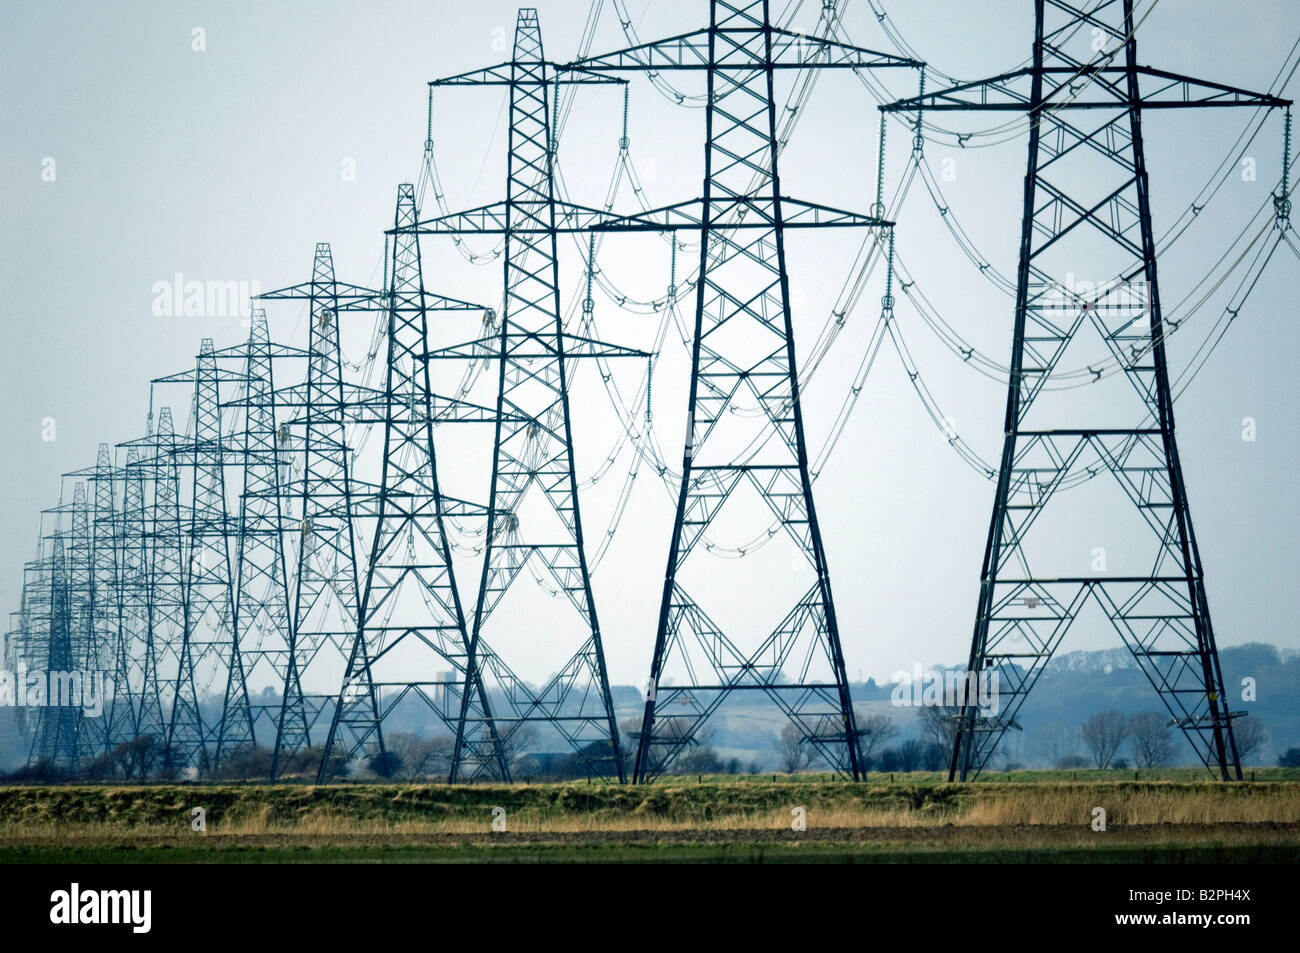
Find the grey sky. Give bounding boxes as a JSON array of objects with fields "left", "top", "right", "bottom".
[{"left": 2, "top": 0, "right": 1297, "bottom": 690}]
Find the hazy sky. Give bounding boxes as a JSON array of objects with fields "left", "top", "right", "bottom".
[{"left": 2, "top": 0, "right": 1297, "bottom": 690}]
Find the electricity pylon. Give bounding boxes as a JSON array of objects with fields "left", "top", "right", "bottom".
[
  {"left": 140, "top": 406, "right": 184, "bottom": 747},
  {"left": 42, "top": 456, "right": 111, "bottom": 764},
  {"left": 565, "top": 0, "right": 916, "bottom": 781},
  {"left": 316, "top": 186, "right": 505, "bottom": 780},
  {"left": 31, "top": 532, "right": 79, "bottom": 766},
  {"left": 110, "top": 442, "right": 151, "bottom": 743},
  {"left": 255, "top": 244, "right": 371, "bottom": 777},
  {"left": 259, "top": 239, "right": 502, "bottom": 780},
  {"left": 5, "top": 541, "right": 49, "bottom": 742},
  {"left": 419, "top": 9, "right": 644, "bottom": 781},
  {"left": 214, "top": 308, "right": 300, "bottom": 769},
  {"left": 84, "top": 443, "right": 125, "bottom": 759},
  {"left": 27, "top": 475, "right": 101, "bottom": 768},
  {"left": 154, "top": 341, "right": 243, "bottom": 771},
  {"left": 885, "top": 0, "right": 1290, "bottom": 781}
]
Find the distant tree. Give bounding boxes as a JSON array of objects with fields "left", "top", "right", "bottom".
[
  {"left": 500, "top": 725, "right": 538, "bottom": 775},
  {"left": 158, "top": 745, "right": 184, "bottom": 779},
  {"left": 676, "top": 745, "right": 722, "bottom": 775},
  {"left": 1034, "top": 723, "right": 1076, "bottom": 768},
  {"left": 917, "top": 706, "right": 960, "bottom": 765},
  {"left": 276, "top": 746, "right": 328, "bottom": 779},
  {"left": 776, "top": 724, "right": 812, "bottom": 774},
  {"left": 5, "top": 759, "right": 68, "bottom": 784},
  {"left": 995, "top": 743, "right": 1025, "bottom": 772},
  {"left": 81, "top": 753, "right": 118, "bottom": 781},
  {"left": 421, "top": 735, "right": 454, "bottom": 779},
  {"left": 878, "top": 748, "right": 900, "bottom": 772},
  {"left": 1080, "top": 710, "right": 1129, "bottom": 769},
  {"left": 724, "top": 757, "right": 743, "bottom": 775},
  {"left": 855, "top": 712, "right": 899, "bottom": 763},
  {"left": 367, "top": 749, "right": 403, "bottom": 779},
  {"left": 1278, "top": 747, "right": 1300, "bottom": 768},
  {"left": 111, "top": 734, "right": 165, "bottom": 780},
  {"left": 920, "top": 742, "right": 945, "bottom": 772},
  {"left": 383, "top": 733, "right": 430, "bottom": 779},
  {"left": 897, "top": 738, "right": 925, "bottom": 772},
  {"left": 1129, "top": 711, "right": 1178, "bottom": 768},
  {"left": 385, "top": 733, "right": 454, "bottom": 781},
  {"left": 1232, "top": 716, "right": 1267, "bottom": 764},
  {"left": 217, "top": 745, "right": 275, "bottom": 780},
  {"left": 637, "top": 721, "right": 711, "bottom": 778}
]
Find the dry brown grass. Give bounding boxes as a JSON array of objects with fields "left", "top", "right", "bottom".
[
  {"left": 962, "top": 784, "right": 1300, "bottom": 826},
  {"left": 1, "top": 780, "right": 1295, "bottom": 843}
]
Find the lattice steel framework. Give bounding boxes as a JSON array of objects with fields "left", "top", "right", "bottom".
[
  {"left": 6, "top": 543, "right": 49, "bottom": 743},
  {"left": 141, "top": 406, "right": 184, "bottom": 748},
  {"left": 157, "top": 341, "right": 241, "bottom": 770},
  {"left": 214, "top": 309, "right": 295, "bottom": 768},
  {"left": 81, "top": 443, "right": 123, "bottom": 760},
  {"left": 885, "top": 0, "right": 1290, "bottom": 781},
  {"left": 35, "top": 459, "right": 109, "bottom": 768},
  {"left": 25, "top": 487, "right": 87, "bottom": 768},
  {"left": 253, "top": 244, "right": 369, "bottom": 777},
  {"left": 317, "top": 186, "right": 503, "bottom": 780},
  {"left": 421, "top": 9, "right": 642, "bottom": 782},
  {"left": 566, "top": 0, "right": 915, "bottom": 782},
  {"left": 110, "top": 441, "right": 152, "bottom": 744}
]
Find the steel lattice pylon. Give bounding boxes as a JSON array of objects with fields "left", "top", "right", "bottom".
[
  {"left": 214, "top": 309, "right": 295, "bottom": 768},
  {"left": 565, "top": 0, "right": 916, "bottom": 782},
  {"left": 255, "top": 244, "right": 430, "bottom": 777},
  {"left": 316, "top": 186, "right": 502, "bottom": 780},
  {"left": 420, "top": 9, "right": 640, "bottom": 782},
  {"left": 156, "top": 340, "right": 241, "bottom": 771},
  {"left": 275, "top": 247, "right": 361, "bottom": 772},
  {"left": 80, "top": 443, "right": 122, "bottom": 761},
  {"left": 110, "top": 442, "right": 152, "bottom": 744},
  {"left": 885, "top": 0, "right": 1291, "bottom": 781},
  {"left": 99, "top": 444, "right": 138, "bottom": 750},
  {"left": 261, "top": 244, "right": 367, "bottom": 777},
  {"left": 31, "top": 535, "right": 79, "bottom": 765},
  {"left": 141, "top": 406, "right": 184, "bottom": 749}
]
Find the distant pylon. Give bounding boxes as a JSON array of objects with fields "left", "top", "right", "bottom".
[
  {"left": 141, "top": 406, "right": 184, "bottom": 747},
  {"left": 318, "top": 186, "right": 502, "bottom": 780},
  {"left": 31, "top": 505, "right": 82, "bottom": 766},
  {"left": 5, "top": 544, "right": 46, "bottom": 742},
  {"left": 83, "top": 443, "right": 123, "bottom": 760},
  {"left": 254, "top": 244, "right": 368, "bottom": 777},
  {"left": 163, "top": 341, "right": 240, "bottom": 771},
  {"left": 216, "top": 308, "right": 293, "bottom": 768},
  {"left": 110, "top": 442, "right": 151, "bottom": 743}
]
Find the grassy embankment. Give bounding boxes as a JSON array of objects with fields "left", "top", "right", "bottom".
[{"left": 1, "top": 771, "right": 1297, "bottom": 862}]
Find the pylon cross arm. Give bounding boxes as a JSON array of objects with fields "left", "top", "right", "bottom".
[
  {"left": 562, "top": 28, "right": 918, "bottom": 73},
  {"left": 883, "top": 66, "right": 1290, "bottom": 113},
  {"left": 430, "top": 62, "right": 624, "bottom": 87}
]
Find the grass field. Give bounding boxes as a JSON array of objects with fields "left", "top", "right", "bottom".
[{"left": 1, "top": 771, "right": 1297, "bottom": 863}]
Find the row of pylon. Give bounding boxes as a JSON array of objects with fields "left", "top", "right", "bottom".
[{"left": 9, "top": 1, "right": 1289, "bottom": 783}]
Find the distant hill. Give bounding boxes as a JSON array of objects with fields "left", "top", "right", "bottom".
[
  {"left": 610, "top": 642, "right": 1299, "bottom": 771},
  {"left": 1, "top": 643, "right": 1293, "bottom": 773}
]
